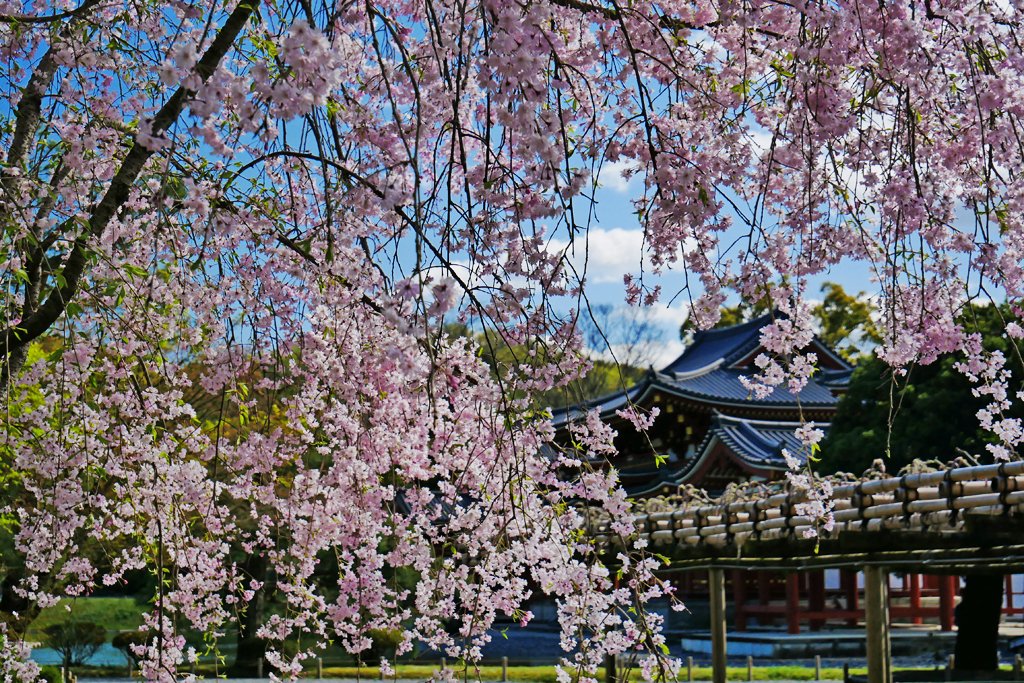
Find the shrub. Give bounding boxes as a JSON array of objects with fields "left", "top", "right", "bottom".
[
  {"left": 111, "top": 630, "right": 149, "bottom": 666},
  {"left": 37, "top": 666, "right": 61, "bottom": 683},
  {"left": 367, "top": 628, "right": 403, "bottom": 662}
]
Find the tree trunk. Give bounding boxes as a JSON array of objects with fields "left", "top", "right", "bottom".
[
  {"left": 228, "top": 553, "right": 271, "bottom": 678},
  {"left": 954, "top": 574, "right": 1003, "bottom": 671}
]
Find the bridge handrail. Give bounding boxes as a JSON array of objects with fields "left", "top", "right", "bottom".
[{"left": 593, "top": 460, "right": 1024, "bottom": 550}]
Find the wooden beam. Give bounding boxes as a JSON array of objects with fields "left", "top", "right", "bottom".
[
  {"left": 709, "top": 568, "right": 727, "bottom": 683},
  {"left": 865, "top": 566, "right": 892, "bottom": 683},
  {"left": 640, "top": 541, "right": 1024, "bottom": 574}
]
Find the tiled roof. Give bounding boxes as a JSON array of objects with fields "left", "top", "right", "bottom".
[
  {"left": 669, "top": 367, "right": 841, "bottom": 406},
  {"left": 626, "top": 414, "right": 822, "bottom": 496},
  {"left": 699, "top": 414, "right": 812, "bottom": 469},
  {"left": 662, "top": 316, "right": 766, "bottom": 374},
  {"left": 551, "top": 315, "right": 852, "bottom": 426},
  {"left": 819, "top": 367, "right": 854, "bottom": 387}
]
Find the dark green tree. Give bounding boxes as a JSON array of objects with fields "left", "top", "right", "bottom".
[
  {"left": 823, "top": 302, "right": 1023, "bottom": 672},
  {"left": 814, "top": 282, "right": 880, "bottom": 361},
  {"left": 43, "top": 621, "right": 106, "bottom": 668},
  {"left": 821, "top": 303, "right": 1023, "bottom": 476}
]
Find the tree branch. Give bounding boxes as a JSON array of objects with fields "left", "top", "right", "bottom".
[
  {"left": 545, "top": 0, "right": 784, "bottom": 40},
  {"left": 0, "top": 0, "right": 104, "bottom": 25},
  {"left": 0, "top": 0, "right": 260, "bottom": 362},
  {"left": 2, "top": 48, "right": 57, "bottom": 173}
]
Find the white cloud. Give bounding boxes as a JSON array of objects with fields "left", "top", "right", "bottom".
[
  {"left": 583, "top": 227, "right": 647, "bottom": 283},
  {"left": 551, "top": 227, "right": 647, "bottom": 284},
  {"left": 552, "top": 226, "right": 697, "bottom": 286},
  {"left": 646, "top": 301, "right": 690, "bottom": 329},
  {"left": 597, "top": 159, "right": 642, "bottom": 193},
  {"left": 649, "top": 338, "right": 686, "bottom": 368},
  {"left": 748, "top": 125, "right": 774, "bottom": 156}
]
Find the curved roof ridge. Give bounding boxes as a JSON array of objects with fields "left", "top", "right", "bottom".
[
  {"left": 713, "top": 413, "right": 829, "bottom": 428},
  {"left": 733, "top": 418, "right": 781, "bottom": 452},
  {"left": 695, "top": 312, "right": 774, "bottom": 335},
  {"left": 662, "top": 313, "right": 774, "bottom": 375},
  {"left": 670, "top": 358, "right": 725, "bottom": 379}
]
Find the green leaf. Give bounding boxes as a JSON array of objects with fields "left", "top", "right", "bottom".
[{"left": 697, "top": 185, "right": 710, "bottom": 205}]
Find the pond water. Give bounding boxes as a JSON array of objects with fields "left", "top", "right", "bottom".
[{"left": 31, "top": 644, "right": 129, "bottom": 667}]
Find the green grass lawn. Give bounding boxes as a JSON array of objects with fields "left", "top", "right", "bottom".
[
  {"left": 20, "top": 602, "right": 959, "bottom": 683},
  {"left": 64, "top": 660, "right": 1017, "bottom": 681},
  {"left": 315, "top": 664, "right": 865, "bottom": 681},
  {"left": 72, "top": 663, "right": 865, "bottom": 681},
  {"left": 27, "top": 596, "right": 145, "bottom": 639}
]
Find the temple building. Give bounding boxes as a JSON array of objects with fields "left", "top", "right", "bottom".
[
  {"left": 550, "top": 314, "right": 1014, "bottom": 640},
  {"left": 552, "top": 313, "right": 853, "bottom": 496}
]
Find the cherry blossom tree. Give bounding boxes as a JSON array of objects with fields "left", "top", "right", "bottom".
[{"left": 1, "top": 0, "right": 1023, "bottom": 680}]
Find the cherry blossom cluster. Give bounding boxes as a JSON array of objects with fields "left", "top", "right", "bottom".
[
  {"left": 1, "top": 0, "right": 1024, "bottom": 680},
  {"left": 956, "top": 335, "right": 1024, "bottom": 461}
]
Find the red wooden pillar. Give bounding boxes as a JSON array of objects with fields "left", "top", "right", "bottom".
[
  {"left": 758, "top": 571, "right": 771, "bottom": 604},
  {"left": 809, "top": 570, "right": 826, "bottom": 631},
  {"left": 841, "top": 570, "right": 859, "bottom": 627},
  {"left": 786, "top": 573, "right": 802, "bottom": 634},
  {"left": 938, "top": 575, "right": 957, "bottom": 631},
  {"left": 909, "top": 574, "right": 923, "bottom": 625},
  {"left": 754, "top": 571, "right": 773, "bottom": 627},
  {"left": 733, "top": 570, "right": 748, "bottom": 631}
]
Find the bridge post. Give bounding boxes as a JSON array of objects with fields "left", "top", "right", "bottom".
[
  {"left": 938, "top": 575, "right": 957, "bottom": 631},
  {"left": 785, "top": 573, "right": 801, "bottom": 634},
  {"left": 865, "top": 565, "right": 892, "bottom": 683},
  {"left": 709, "top": 567, "right": 727, "bottom": 683}
]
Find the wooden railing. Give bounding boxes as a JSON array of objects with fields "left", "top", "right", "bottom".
[{"left": 592, "top": 460, "right": 1024, "bottom": 552}]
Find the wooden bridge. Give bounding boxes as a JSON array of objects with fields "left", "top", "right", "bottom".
[{"left": 591, "top": 460, "right": 1024, "bottom": 683}]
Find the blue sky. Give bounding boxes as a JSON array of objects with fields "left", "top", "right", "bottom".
[{"left": 572, "top": 162, "right": 878, "bottom": 368}]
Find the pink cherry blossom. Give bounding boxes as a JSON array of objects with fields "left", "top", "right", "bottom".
[{"left": 0, "top": 0, "right": 1023, "bottom": 679}]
